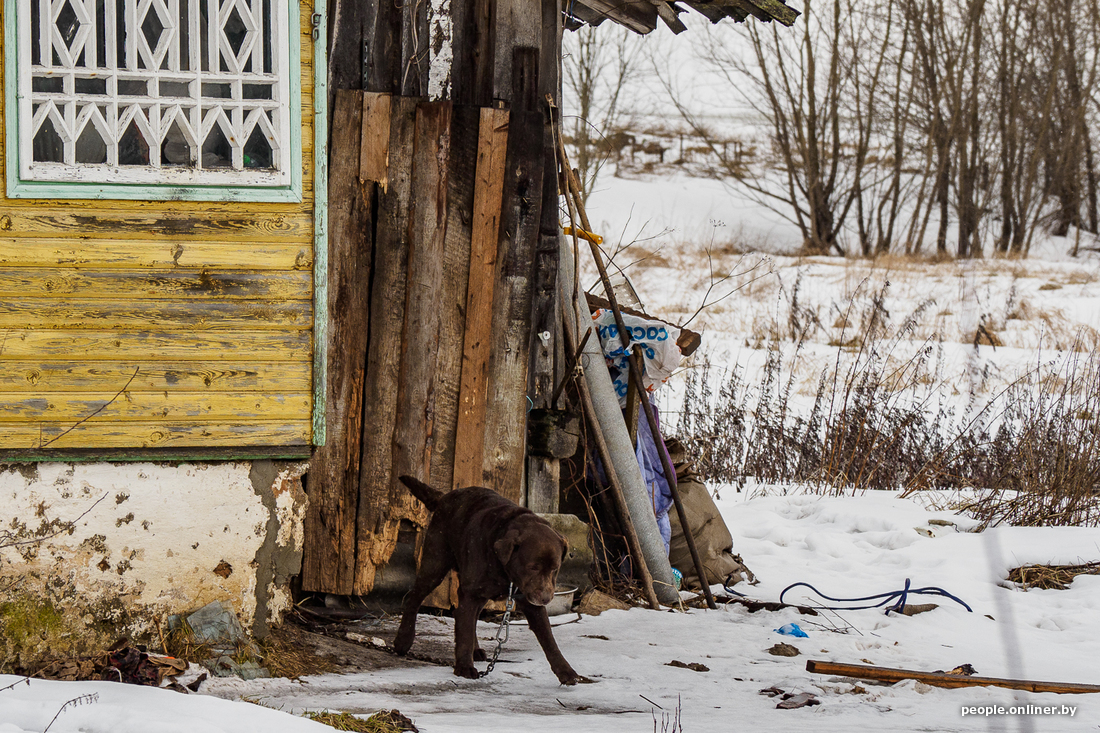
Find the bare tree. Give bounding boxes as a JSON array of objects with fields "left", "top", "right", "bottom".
[
  {"left": 658, "top": 0, "right": 914, "bottom": 256},
  {"left": 562, "top": 25, "right": 646, "bottom": 206}
]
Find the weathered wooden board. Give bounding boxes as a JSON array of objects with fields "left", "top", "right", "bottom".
[
  {"left": 480, "top": 106, "right": 545, "bottom": 502},
  {"left": 0, "top": 209, "right": 313, "bottom": 240},
  {"left": 303, "top": 89, "right": 375, "bottom": 595},
  {"left": 355, "top": 95, "right": 417, "bottom": 594},
  {"left": 0, "top": 240, "right": 313, "bottom": 270},
  {"left": 0, "top": 422, "right": 311, "bottom": 450},
  {"left": 390, "top": 100, "right": 452, "bottom": 489},
  {"left": 0, "top": 330, "right": 312, "bottom": 361},
  {"left": 428, "top": 104, "right": 479, "bottom": 493},
  {"left": 0, "top": 361, "right": 310, "bottom": 393},
  {"left": 453, "top": 106, "right": 510, "bottom": 489},
  {"left": 360, "top": 94, "right": 393, "bottom": 188},
  {"left": 0, "top": 300, "right": 312, "bottom": 330},
  {"left": 0, "top": 269, "right": 311, "bottom": 300},
  {"left": 0, "top": 392, "right": 310, "bottom": 422}
]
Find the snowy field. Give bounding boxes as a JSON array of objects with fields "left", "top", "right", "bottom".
[{"left": 5, "top": 488, "right": 1100, "bottom": 732}]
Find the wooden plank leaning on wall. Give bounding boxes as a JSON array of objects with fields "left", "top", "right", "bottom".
[{"left": 301, "top": 89, "right": 374, "bottom": 594}]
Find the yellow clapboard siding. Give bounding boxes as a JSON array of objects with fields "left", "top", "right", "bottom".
[
  {"left": 0, "top": 330, "right": 311, "bottom": 361},
  {"left": 0, "top": 239, "right": 313, "bottom": 270},
  {"left": 0, "top": 361, "right": 311, "bottom": 392},
  {"left": 0, "top": 299, "right": 311, "bottom": 330},
  {"left": 0, "top": 6, "right": 318, "bottom": 452},
  {"left": 0, "top": 268, "right": 312, "bottom": 299},
  {"left": 0, "top": 208, "right": 313, "bottom": 240},
  {"left": 0, "top": 392, "right": 311, "bottom": 422},
  {"left": 0, "top": 422, "right": 312, "bottom": 449}
]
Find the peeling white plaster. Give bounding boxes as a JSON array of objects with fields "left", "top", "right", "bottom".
[
  {"left": 0, "top": 461, "right": 308, "bottom": 635},
  {"left": 428, "top": 0, "right": 453, "bottom": 100}
]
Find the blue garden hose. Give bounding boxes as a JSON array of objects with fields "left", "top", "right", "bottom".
[{"left": 777, "top": 578, "right": 973, "bottom": 615}]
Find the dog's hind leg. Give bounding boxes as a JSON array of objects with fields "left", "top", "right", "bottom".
[
  {"left": 452, "top": 588, "right": 488, "bottom": 679},
  {"left": 518, "top": 598, "right": 582, "bottom": 685},
  {"left": 393, "top": 531, "right": 453, "bottom": 657}
]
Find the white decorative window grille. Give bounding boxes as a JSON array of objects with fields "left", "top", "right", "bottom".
[{"left": 15, "top": 0, "right": 292, "bottom": 187}]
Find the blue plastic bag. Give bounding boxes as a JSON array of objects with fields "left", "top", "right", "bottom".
[{"left": 774, "top": 623, "right": 809, "bottom": 638}]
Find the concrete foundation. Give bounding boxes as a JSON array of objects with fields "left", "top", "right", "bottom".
[{"left": 0, "top": 460, "right": 308, "bottom": 668}]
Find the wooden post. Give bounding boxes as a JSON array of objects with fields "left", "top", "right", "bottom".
[
  {"left": 301, "top": 89, "right": 373, "bottom": 594},
  {"left": 526, "top": 232, "right": 561, "bottom": 513}
]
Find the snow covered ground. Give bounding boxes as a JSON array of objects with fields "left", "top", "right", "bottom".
[{"left": 5, "top": 487, "right": 1100, "bottom": 732}]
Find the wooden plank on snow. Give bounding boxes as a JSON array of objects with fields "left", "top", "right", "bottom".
[{"left": 806, "top": 660, "right": 1100, "bottom": 694}]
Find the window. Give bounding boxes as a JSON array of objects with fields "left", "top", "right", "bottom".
[{"left": 6, "top": 0, "right": 300, "bottom": 199}]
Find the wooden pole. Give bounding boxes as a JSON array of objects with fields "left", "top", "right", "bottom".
[
  {"left": 806, "top": 660, "right": 1100, "bottom": 694},
  {"left": 549, "top": 95, "right": 718, "bottom": 610},
  {"left": 562, "top": 308, "right": 661, "bottom": 611}
]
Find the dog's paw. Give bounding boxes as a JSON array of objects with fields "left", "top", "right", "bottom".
[
  {"left": 453, "top": 664, "right": 481, "bottom": 680},
  {"left": 556, "top": 670, "right": 593, "bottom": 686},
  {"left": 472, "top": 648, "right": 488, "bottom": 662}
]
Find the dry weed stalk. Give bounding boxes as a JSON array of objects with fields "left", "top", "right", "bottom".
[{"left": 677, "top": 305, "right": 1100, "bottom": 526}]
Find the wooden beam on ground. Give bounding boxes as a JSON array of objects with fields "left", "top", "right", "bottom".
[
  {"left": 301, "top": 89, "right": 372, "bottom": 594},
  {"left": 453, "top": 106, "right": 510, "bottom": 490},
  {"left": 806, "top": 660, "right": 1100, "bottom": 694}
]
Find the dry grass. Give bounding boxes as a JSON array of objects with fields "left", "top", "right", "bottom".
[
  {"left": 677, "top": 315, "right": 1100, "bottom": 526},
  {"left": 1007, "top": 563, "right": 1100, "bottom": 590},
  {"left": 306, "top": 710, "right": 418, "bottom": 732},
  {"left": 258, "top": 624, "right": 336, "bottom": 679}
]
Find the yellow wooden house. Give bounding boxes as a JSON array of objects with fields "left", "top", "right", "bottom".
[{"left": 0, "top": 0, "right": 326, "bottom": 458}]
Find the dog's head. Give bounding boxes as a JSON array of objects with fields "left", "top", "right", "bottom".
[{"left": 493, "top": 520, "right": 569, "bottom": 607}]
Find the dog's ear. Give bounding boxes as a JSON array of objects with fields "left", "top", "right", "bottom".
[
  {"left": 494, "top": 529, "right": 520, "bottom": 565},
  {"left": 559, "top": 533, "right": 570, "bottom": 563}
]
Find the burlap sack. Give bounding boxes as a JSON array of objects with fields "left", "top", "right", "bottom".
[{"left": 666, "top": 439, "right": 755, "bottom": 591}]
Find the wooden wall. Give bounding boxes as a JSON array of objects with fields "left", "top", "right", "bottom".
[
  {"left": 304, "top": 0, "right": 564, "bottom": 596},
  {"left": 0, "top": 5, "right": 318, "bottom": 456},
  {"left": 303, "top": 90, "right": 556, "bottom": 595}
]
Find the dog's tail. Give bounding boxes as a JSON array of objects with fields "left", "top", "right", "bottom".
[{"left": 398, "top": 475, "right": 445, "bottom": 511}]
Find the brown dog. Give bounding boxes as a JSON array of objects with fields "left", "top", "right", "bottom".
[{"left": 393, "top": 475, "right": 583, "bottom": 685}]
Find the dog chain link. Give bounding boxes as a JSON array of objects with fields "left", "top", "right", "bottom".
[{"left": 479, "top": 583, "right": 515, "bottom": 678}]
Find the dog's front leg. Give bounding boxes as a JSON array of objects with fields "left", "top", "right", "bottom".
[
  {"left": 452, "top": 590, "right": 487, "bottom": 680},
  {"left": 394, "top": 536, "right": 453, "bottom": 657},
  {"left": 518, "top": 599, "right": 583, "bottom": 685}
]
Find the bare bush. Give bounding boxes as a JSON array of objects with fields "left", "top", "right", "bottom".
[{"left": 677, "top": 322, "right": 1100, "bottom": 526}]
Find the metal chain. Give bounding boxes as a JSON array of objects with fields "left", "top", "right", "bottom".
[{"left": 479, "top": 583, "right": 515, "bottom": 678}]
